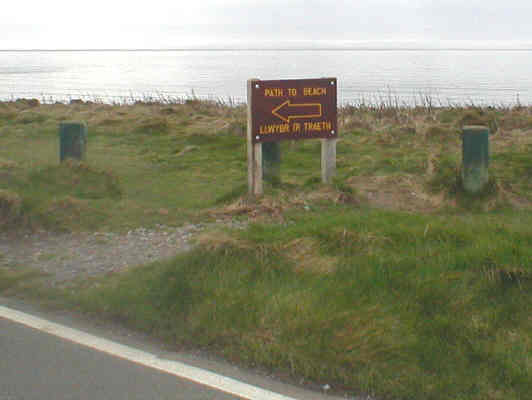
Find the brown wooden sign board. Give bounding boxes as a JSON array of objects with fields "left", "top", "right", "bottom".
[{"left": 250, "top": 78, "right": 337, "bottom": 143}]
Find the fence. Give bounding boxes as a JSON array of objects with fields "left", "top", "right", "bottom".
[{"left": 0, "top": 88, "right": 529, "bottom": 108}]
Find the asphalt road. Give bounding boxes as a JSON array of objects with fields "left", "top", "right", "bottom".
[
  {"left": 0, "top": 316, "right": 240, "bottom": 400},
  {"left": 0, "top": 299, "right": 351, "bottom": 400}
]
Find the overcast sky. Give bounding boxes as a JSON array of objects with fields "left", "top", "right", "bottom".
[{"left": 2, "top": 0, "right": 532, "bottom": 49}]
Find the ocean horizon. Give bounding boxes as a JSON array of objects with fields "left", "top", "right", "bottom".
[{"left": 2, "top": 47, "right": 532, "bottom": 106}]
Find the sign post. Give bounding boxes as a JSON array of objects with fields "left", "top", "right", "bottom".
[
  {"left": 321, "top": 137, "right": 337, "bottom": 184},
  {"left": 247, "top": 78, "right": 338, "bottom": 195},
  {"left": 247, "top": 79, "right": 263, "bottom": 195}
]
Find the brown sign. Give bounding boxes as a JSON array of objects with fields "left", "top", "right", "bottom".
[{"left": 250, "top": 78, "right": 337, "bottom": 143}]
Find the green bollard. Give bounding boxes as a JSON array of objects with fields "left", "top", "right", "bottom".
[
  {"left": 461, "top": 125, "right": 489, "bottom": 194},
  {"left": 262, "top": 142, "right": 281, "bottom": 185},
  {"left": 59, "top": 122, "right": 87, "bottom": 162}
]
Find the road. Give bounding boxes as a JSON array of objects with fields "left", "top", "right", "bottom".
[
  {"left": 1, "top": 315, "right": 241, "bottom": 400},
  {"left": 0, "top": 300, "right": 349, "bottom": 400}
]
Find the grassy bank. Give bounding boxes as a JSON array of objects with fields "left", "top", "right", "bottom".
[
  {"left": 1, "top": 98, "right": 532, "bottom": 399},
  {"left": 73, "top": 209, "right": 532, "bottom": 400},
  {"left": 1, "top": 98, "right": 531, "bottom": 231},
  {"left": 0, "top": 99, "right": 249, "bottom": 231}
]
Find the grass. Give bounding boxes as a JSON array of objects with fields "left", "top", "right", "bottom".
[
  {"left": 1, "top": 98, "right": 532, "bottom": 399},
  {"left": 0, "top": 99, "right": 249, "bottom": 231},
  {"left": 1, "top": 98, "right": 531, "bottom": 231},
  {"left": 70, "top": 209, "right": 532, "bottom": 400},
  {"left": 0, "top": 267, "right": 46, "bottom": 292}
]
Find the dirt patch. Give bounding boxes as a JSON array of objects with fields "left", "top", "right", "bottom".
[
  {"left": 347, "top": 174, "right": 445, "bottom": 213},
  {"left": 283, "top": 237, "right": 337, "bottom": 274},
  {"left": 0, "top": 221, "right": 246, "bottom": 287}
]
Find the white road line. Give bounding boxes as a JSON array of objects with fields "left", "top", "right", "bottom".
[{"left": 0, "top": 305, "right": 298, "bottom": 400}]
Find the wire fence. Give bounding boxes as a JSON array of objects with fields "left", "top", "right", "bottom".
[
  {"left": 0, "top": 88, "right": 529, "bottom": 109},
  {"left": 0, "top": 91, "right": 247, "bottom": 106}
]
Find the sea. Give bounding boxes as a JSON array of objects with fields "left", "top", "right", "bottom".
[{"left": 1, "top": 49, "right": 532, "bottom": 107}]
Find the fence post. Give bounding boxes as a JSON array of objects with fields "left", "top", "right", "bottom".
[
  {"left": 262, "top": 142, "right": 281, "bottom": 185},
  {"left": 59, "top": 122, "right": 87, "bottom": 162},
  {"left": 461, "top": 125, "right": 490, "bottom": 194}
]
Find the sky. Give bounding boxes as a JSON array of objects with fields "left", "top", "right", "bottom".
[{"left": 2, "top": 0, "right": 532, "bottom": 49}]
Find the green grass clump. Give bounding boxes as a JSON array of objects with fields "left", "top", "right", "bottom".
[
  {"left": 0, "top": 161, "right": 122, "bottom": 231},
  {"left": 27, "top": 161, "right": 122, "bottom": 200},
  {"left": 73, "top": 209, "right": 532, "bottom": 400}
]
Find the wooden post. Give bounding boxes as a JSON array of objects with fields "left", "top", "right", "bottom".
[
  {"left": 247, "top": 79, "right": 263, "bottom": 196},
  {"left": 321, "top": 138, "right": 337, "bottom": 184},
  {"left": 253, "top": 142, "right": 263, "bottom": 195},
  {"left": 461, "top": 126, "right": 490, "bottom": 194}
]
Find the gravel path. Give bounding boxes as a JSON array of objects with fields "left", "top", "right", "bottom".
[{"left": 0, "top": 222, "right": 244, "bottom": 286}]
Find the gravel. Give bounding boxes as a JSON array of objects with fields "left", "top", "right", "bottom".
[{"left": 0, "top": 221, "right": 246, "bottom": 286}]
